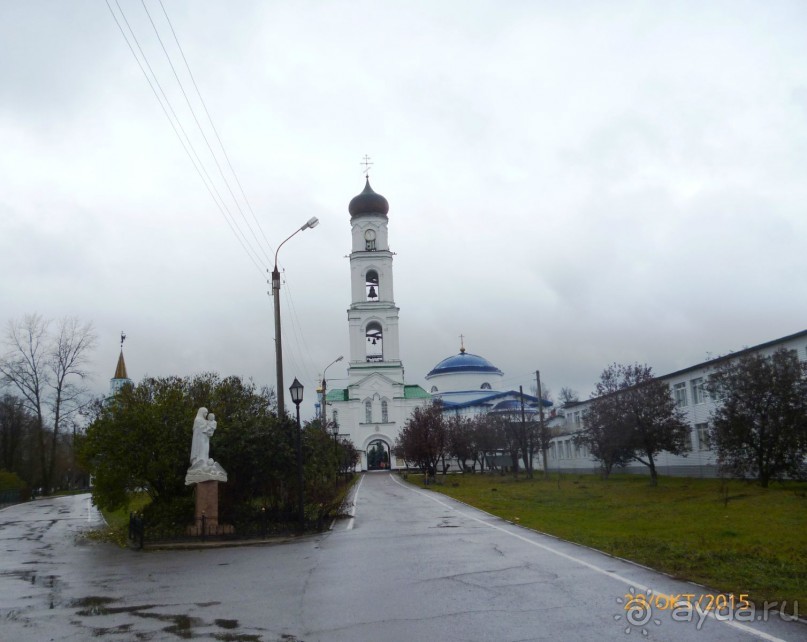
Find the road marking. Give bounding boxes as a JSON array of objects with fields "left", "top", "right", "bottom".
[
  {"left": 345, "top": 473, "right": 365, "bottom": 531},
  {"left": 390, "top": 474, "right": 791, "bottom": 642}
]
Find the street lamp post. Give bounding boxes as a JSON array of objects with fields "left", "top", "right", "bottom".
[
  {"left": 331, "top": 421, "right": 340, "bottom": 488},
  {"left": 289, "top": 377, "right": 304, "bottom": 528},
  {"left": 272, "top": 217, "right": 319, "bottom": 416},
  {"left": 320, "top": 355, "right": 344, "bottom": 426}
]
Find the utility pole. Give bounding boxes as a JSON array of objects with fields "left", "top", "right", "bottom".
[
  {"left": 536, "top": 370, "right": 549, "bottom": 479},
  {"left": 519, "top": 385, "right": 532, "bottom": 478},
  {"left": 272, "top": 266, "right": 284, "bottom": 417},
  {"left": 271, "top": 217, "right": 320, "bottom": 417}
]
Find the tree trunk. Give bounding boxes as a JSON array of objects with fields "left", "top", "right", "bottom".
[{"left": 647, "top": 455, "right": 658, "bottom": 486}]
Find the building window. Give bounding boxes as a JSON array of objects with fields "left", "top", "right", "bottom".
[
  {"left": 381, "top": 400, "right": 388, "bottom": 423},
  {"left": 673, "top": 382, "right": 688, "bottom": 407},
  {"left": 365, "top": 401, "right": 372, "bottom": 423},
  {"left": 695, "top": 423, "right": 709, "bottom": 451},
  {"left": 430, "top": 385, "right": 438, "bottom": 393},
  {"left": 365, "top": 270, "right": 379, "bottom": 301},
  {"left": 481, "top": 382, "right": 491, "bottom": 390},
  {"left": 574, "top": 411, "right": 581, "bottom": 426},
  {"left": 365, "top": 322, "right": 383, "bottom": 362},
  {"left": 691, "top": 378, "right": 705, "bottom": 404},
  {"left": 549, "top": 443, "right": 556, "bottom": 460}
]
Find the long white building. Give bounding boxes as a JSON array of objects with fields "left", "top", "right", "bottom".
[{"left": 546, "top": 329, "right": 807, "bottom": 477}]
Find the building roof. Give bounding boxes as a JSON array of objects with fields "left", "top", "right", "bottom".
[
  {"left": 440, "top": 390, "right": 552, "bottom": 411},
  {"left": 658, "top": 328, "right": 807, "bottom": 382},
  {"left": 426, "top": 351, "right": 504, "bottom": 378},
  {"left": 349, "top": 178, "right": 389, "bottom": 218},
  {"left": 403, "top": 385, "right": 431, "bottom": 399},
  {"left": 113, "top": 350, "right": 128, "bottom": 380},
  {"left": 326, "top": 385, "right": 431, "bottom": 402},
  {"left": 326, "top": 388, "right": 349, "bottom": 402}
]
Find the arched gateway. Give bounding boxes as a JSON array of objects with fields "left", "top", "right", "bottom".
[{"left": 365, "top": 439, "right": 391, "bottom": 471}]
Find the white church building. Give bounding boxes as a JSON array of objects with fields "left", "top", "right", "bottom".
[{"left": 323, "top": 179, "right": 806, "bottom": 478}]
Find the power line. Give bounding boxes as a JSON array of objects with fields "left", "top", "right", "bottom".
[
  {"left": 105, "top": 0, "right": 267, "bottom": 278},
  {"left": 157, "top": 0, "right": 276, "bottom": 259},
  {"left": 140, "top": 0, "right": 274, "bottom": 268}
]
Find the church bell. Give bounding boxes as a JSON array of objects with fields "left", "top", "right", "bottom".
[{"left": 368, "top": 286, "right": 377, "bottom": 299}]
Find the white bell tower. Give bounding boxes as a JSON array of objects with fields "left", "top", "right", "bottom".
[
  {"left": 324, "top": 173, "right": 431, "bottom": 471},
  {"left": 346, "top": 177, "right": 404, "bottom": 385}
]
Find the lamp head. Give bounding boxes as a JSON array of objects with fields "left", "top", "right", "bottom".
[
  {"left": 289, "top": 377, "right": 304, "bottom": 405},
  {"left": 302, "top": 217, "right": 319, "bottom": 231}
]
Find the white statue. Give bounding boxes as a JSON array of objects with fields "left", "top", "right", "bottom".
[
  {"left": 190, "top": 407, "right": 214, "bottom": 465},
  {"left": 185, "top": 407, "right": 228, "bottom": 485}
]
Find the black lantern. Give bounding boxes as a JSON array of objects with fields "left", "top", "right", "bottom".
[{"left": 289, "top": 377, "right": 304, "bottom": 406}]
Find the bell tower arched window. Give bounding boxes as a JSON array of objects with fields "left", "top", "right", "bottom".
[
  {"left": 381, "top": 400, "right": 388, "bottom": 423},
  {"left": 366, "top": 270, "right": 379, "bottom": 301},
  {"left": 365, "top": 400, "right": 372, "bottom": 423},
  {"left": 366, "top": 322, "right": 383, "bottom": 362}
]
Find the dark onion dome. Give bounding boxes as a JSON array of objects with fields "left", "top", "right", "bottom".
[
  {"left": 349, "top": 178, "right": 389, "bottom": 218},
  {"left": 426, "top": 351, "right": 504, "bottom": 378}
]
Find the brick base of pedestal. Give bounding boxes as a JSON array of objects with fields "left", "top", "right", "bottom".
[
  {"left": 187, "top": 480, "right": 234, "bottom": 536},
  {"left": 196, "top": 480, "right": 219, "bottom": 523}
]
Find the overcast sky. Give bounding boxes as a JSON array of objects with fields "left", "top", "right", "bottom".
[{"left": 2, "top": 0, "right": 806, "bottom": 414}]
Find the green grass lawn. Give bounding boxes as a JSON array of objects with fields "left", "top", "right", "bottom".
[{"left": 412, "top": 472, "right": 807, "bottom": 610}]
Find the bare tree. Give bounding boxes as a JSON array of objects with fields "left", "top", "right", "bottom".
[
  {"left": 0, "top": 314, "right": 96, "bottom": 492},
  {"left": 558, "top": 387, "right": 580, "bottom": 408}
]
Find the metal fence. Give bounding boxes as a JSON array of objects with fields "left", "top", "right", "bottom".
[
  {"left": 127, "top": 511, "right": 314, "bottom": 549},
  {"left": 0, "top": 489, "right": 21, "bottom": 506}
]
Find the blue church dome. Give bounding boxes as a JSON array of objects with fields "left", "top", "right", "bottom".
[{"left": 427, "top": 351, "right": 504, "bottom": 378}]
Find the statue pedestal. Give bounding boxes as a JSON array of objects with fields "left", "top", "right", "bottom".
[
  {"left": 196, "top": 480, "right": 219, "bottom": 525},
  {"left": 187, "top": 480, "right": 233, "bottom": 536}
]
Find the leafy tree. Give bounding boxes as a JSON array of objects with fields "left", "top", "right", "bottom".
[
  {"left": 337, "top": 438, "right": 359, "bottom": 477},
  {"left": 471, "top": 414, "right": 501, "bottom": 472},
  {"left": 0, "top": 314, "right": 96, "bottom": 492},
  {"left": 81, "top": 373, "right": 351, "bottom": 527},
  {"left": 447, "top": 415, "right": 476, "bottom": 472},
  {"left": 394, "top": 401, "right": 447, "bottom": 476},
  {"left": 80, "top": 374, "right": 287, "bottom": 510},
  {"left": 707, "top": 348, "right": 807, "bottom": 487},
  {"left": 576, "top": 363, "right": 689, "bottom": 484},
  {"left": 80, "top": 375, "right": 199, "bottom": 511},
  {"left": 488, "top": 412, "right": 522, "bottom": 477}
]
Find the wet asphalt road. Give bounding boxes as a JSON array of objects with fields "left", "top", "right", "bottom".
[{"left": 0, "top": 473, "right": 805, "bottom": 641}]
